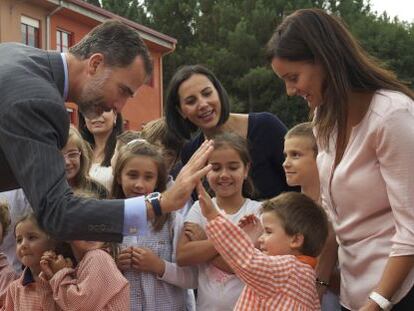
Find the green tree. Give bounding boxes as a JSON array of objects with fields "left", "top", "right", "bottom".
[{"left": 83, "top": 0, "right": 413, "bottom": 128}]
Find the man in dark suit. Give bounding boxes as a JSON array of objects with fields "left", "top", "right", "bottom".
[{"left": 0, "top": 20, "right": 213, "bottom": 241}]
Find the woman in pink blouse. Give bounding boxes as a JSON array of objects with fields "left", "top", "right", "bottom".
[{"left": 266, "top": 8, "right": 414, "bottom": 311}]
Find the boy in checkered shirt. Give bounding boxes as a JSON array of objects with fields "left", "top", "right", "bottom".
[{"left": 197, "top": 184, "right": 328, "bottom": 310}]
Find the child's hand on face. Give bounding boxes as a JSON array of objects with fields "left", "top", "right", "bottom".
[
  {"left": 131, "top": 247, "right": 165, "bottom": 276},
  {"left": 196, "top": 181, "right": 220, "bottom": 221},
  {"left": 40, "top": 251, "right": 73, "bottom": 280},
  {"left": 40, "top": 251, "right": 56, "bottom": 280},
  {"left": 117, "top": 247, "right": 133, "bottom": 271},
  {"left": 184, "top": 222, "right": 207, "bottom": 241},
  {"left": 238, "top": 214, "right": 263, "bottom": 247}
]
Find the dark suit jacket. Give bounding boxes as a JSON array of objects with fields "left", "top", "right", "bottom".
[{"left": 0, "top": 43, "right": 124, "bottom": 241}]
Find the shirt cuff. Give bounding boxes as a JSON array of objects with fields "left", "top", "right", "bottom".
[
  {"left": 123, "top": 196, "right": 148, "bottom": 236},
  {"left": 157, "top": 260, "right": 170, "bottom": 280}
]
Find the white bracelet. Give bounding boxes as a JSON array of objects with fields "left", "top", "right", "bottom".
[{"left": 369, "top": 291, "right": 393, "bottom": 311}]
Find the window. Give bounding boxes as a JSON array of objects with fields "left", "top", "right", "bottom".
[
  {"left": 56, "top": 29, "right": 72, "bottom": 52},
  {"left": 21, "top": 16, "right": 39, "bottom": 48}
]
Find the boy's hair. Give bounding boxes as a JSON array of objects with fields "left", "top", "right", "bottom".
[
  {"left": 111, "top": 139, "right": 169, "bottom": 231},
  {"left": 261, "top": 192, "right": 328, "bottom": 257},
  {"left": 141, "top": 118, "right": 183, "bottom": 157},
  {"left": 0, "top": 201, "right": 11, "bottom": 240},
  {"left": 211, "top": 132, "right": 255, "bottom": 197},
  {"left": 285, "top": 122, "right": 317, "bottom": 156}
]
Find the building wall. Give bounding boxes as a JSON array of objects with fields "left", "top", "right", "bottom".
[
  {"left": 0, "top": 0, "right": 48, "bottom": 48},
  {"left": 0, "top": 0, "right": 168, "bottom": 130}
]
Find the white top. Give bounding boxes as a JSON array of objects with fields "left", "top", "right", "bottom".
[
  {"left": 317, "top": 90, "right": 414, "bottom": 309},
  {"left": 89, "top": 163, "right": 113, "bottom": 191},
  {"left": 185, "top": 198, "right": 262, "bottom": 311}
]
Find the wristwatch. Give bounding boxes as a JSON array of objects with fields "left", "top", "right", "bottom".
[
  {"left": 369, "top": 291, "right": 393, "bottom": 311},
  {"left": 145, "top": 192, "right": 163, "bottom": 217}
]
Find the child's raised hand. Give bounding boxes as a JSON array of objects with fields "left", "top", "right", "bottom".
[
  {"left": 161, "top": 140, "right": 214, "bottom": 213},
  {"left": 131, "top": 247, "right": 165, "bottom": 276},
  {"left": 184, "top": 222, "right": 207, "bottom": 241},
  {"left": 196, "top": 181, "right": 220, "bottom": 221},
  {"left": 238, "top": 214, "right": 263, "bottom": 246},
  {"left": 116, "top": 247, "right": 133, "bottom": 271},
  {"left": 238, "top": 214, "right": 259, "bottom": 228}
]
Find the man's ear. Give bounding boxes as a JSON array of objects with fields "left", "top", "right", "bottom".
[
  {"left": 87, "top": 53, "right": 104, "bottom": 75},
  {"left": 290, "top": 233, "right": 304, "bottom": 250}
]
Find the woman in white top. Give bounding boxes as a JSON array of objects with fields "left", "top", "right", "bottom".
[
  {"left": 267, "top": 8, "right": 414, "bottom": 311},
  {"left": 78, "top": 109, "right": 123, "bottom": 190}
]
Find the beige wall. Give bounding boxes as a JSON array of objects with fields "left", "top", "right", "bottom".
[
  {"left": 0, "top": 0, "right": 49, "bottom": 48},
  {"left": 0, "top": 0, "right": 173, "bottom": 130}
]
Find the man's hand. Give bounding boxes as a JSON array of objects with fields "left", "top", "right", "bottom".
[{"left": 160, "top": 140, "right": 214, "bottom": 214}]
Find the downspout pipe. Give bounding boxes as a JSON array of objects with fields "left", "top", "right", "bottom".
[{"left": 46, "top": 0, "right": 63, "bottom": 50}]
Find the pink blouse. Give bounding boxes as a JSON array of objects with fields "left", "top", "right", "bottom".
[
  {"left": 317, "top": 90, "right": 414, "bottom": 309},
  {"left": 49, "top": 248, "right": 130, "bottom": 310}
]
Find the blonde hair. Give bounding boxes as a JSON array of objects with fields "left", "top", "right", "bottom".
[
  {"left": 66, "top": 126, "right": 108, "bottom": 197},
  {"left": 116, "top": 130, "right": 142, "bottom": 150},
  {"left": 66, "top": 126, "right": 93, "bottom": 189},
  {"left": 111, "top": 140, "right": 169, "bottom": 231}
]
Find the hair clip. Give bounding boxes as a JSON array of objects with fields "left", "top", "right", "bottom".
[{"left": 126, "top": 138, "right": 147, "bottom": 146}]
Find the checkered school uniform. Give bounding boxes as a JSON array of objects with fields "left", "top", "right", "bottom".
[
  {"left": 2, "top": 267, "right": 59, "bottom": 310},
  {"left": 0, "top": 253, "right": 18, "bottom": 306},
  {"left": 122, "top": 213, "right": 188, "bottom": 311},
  {"left": 206, "top": 215, "right": 321, "bottom": 311},
  {"left": 49, "top": 248, "right": 130, "bottom": 310}
]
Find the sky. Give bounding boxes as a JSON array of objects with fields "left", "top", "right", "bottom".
[{"left": 368, "top": 0, "right": 414, "bottom": 22}]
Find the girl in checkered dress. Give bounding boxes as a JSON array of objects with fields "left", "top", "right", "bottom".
[
  {"left": 111, "top": 139, "right": 196, "bottom": 311},
  {"left": 2, "top": 213, "right": 58, "bottom": 310}
]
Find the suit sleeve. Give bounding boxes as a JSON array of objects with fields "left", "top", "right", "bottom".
[{"left": 0, "top": 99, "right": 124, "bottom": 241}]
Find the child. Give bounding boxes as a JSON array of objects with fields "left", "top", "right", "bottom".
[
  {"left": 110, "top": 130, "right": 141, "bottom": 168},
  {"left": 284, "top": 122, "right": 340, "bottom": 310},
  {"left": 140, "top": 118, "right": 183, "bottom": 176},
  {"left": 141, "top": 118, "right": 192, "bottom": 216},
  {"left": 2, "top": 213, "right": 58, "bottom": 310},
  {"left": 111, "top": 139, "right": 196, "bottom": 311},
  {"left": 199, "top": 187, "right": 328, "bottom": 310},
  {"left": 177, "top": 132, "right": 262, "bottom": 311},
  {"left": 40, "top": 239, "right": 130, "bottom": 310},
  {"left": 62, "top": 125, "right": 108, "bottom": 198},
  {"left": 0, "top": 202, "right": 17, "bottom": 306},
  {"left": 283, "top": 122, "right": 319, "bottom": 201}
]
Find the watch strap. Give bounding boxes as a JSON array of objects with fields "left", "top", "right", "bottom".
[{"left": 147, "top": 193, "right": 162, "bottom": 217}]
